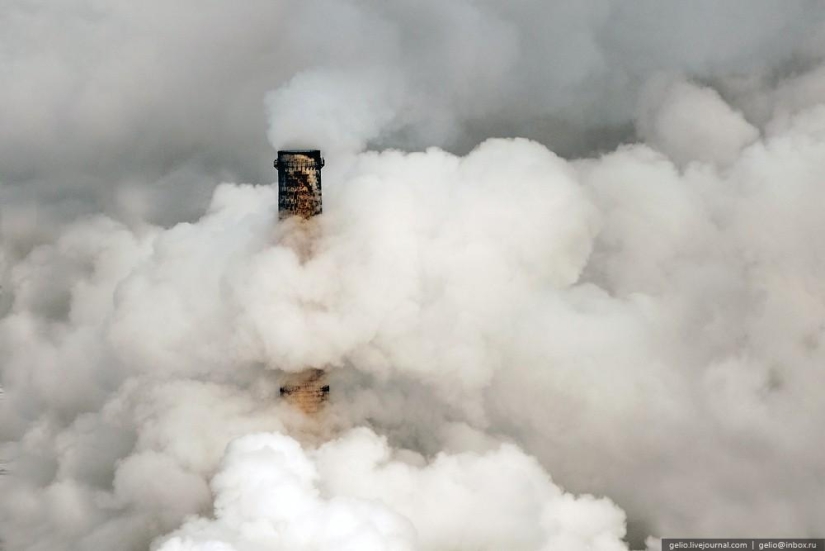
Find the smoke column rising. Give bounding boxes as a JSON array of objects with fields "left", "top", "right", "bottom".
[{"left": 2, "top": 1, "right": 825, "bottom": 549}]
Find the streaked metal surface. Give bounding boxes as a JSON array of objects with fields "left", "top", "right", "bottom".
[{"left": 275, "top": 149, "right": 324, "bottom": 219}]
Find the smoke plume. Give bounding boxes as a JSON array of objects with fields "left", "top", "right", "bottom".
[{"left": 2, "top": 1, "right": 825, "bottom": 550}]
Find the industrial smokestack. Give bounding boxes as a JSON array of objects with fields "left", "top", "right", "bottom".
[
  {"left": 274, "top": 149, "right": 329, "bottom": 414},
  {"left": 274, "top": 149, "right": 324, "bottom": 219}
]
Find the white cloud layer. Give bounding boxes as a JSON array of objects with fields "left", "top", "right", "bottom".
[
  {"left": 156, "top": 429, "right": 627, "bottom": 551},
  {"left": 3, "top": 1, "right": 825, "bottom": 550}
]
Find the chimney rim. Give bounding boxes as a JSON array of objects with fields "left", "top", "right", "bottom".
[
  {"left": 277, "top": 148, "right": 323, "bottom": 156},
  {"left": 275, "top": 149, "right": 325, "bottom": 169}
]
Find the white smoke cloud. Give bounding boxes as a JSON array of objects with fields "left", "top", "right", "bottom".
[
  {"left": 637, "top": 76, "right": 760, "bottom": 167},
  {"left": 265, "top": 68, "right": 408, "bottom": 157},
  {"left": 2, "top": 0, "right": 819, "bottom": 212},
  {"left": 154, "top": 429, "right": 627, "bottom": 551},
  {"left": 4, "top": 1, "right": 825, "bottom": 550}
]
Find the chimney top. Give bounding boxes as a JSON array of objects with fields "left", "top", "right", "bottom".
[{"left": 275, "top": 149, "right": 324, "bottom": 169}]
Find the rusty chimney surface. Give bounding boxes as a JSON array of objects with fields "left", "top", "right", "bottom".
[
  {"left": 274, "top": 150, "right": 328, "bottom": 415},
  {"left": 275, "top": 149, "right": 324, "bottom": 219},
  {"left": 279, "top": 369, "right": 329, "bottom": 415}
]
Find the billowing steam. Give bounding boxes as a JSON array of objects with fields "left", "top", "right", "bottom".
[
  {"left": 2, "top": 1, "right": 825, "bottom": 550},
  {"left": 158, "top": 429, "right": 627, "bottom": 550}
]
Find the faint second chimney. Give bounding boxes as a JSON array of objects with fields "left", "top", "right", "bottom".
[{"left": 279, "top": 368, "right": 330, "bottom": 415}]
